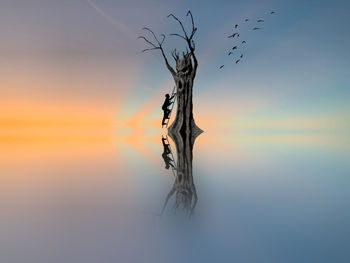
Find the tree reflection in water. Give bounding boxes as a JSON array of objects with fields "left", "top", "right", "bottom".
[{"left": 160, "top": 131, "right": 201, "bottom": 217}]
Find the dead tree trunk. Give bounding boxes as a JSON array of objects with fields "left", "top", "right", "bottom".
[
  {"left": 138, "top": 11, "right": 203, "bottom": 138},
  {"left": 168, "top": 52, "right": 202, "bottom": 138},
  {"left": 161, "top": 132, "right": 198, "bottom": 216}
]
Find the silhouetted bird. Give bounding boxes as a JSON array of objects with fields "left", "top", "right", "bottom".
[
  {"left": 235, "top": 24, "right": 238, "bottom": 28},
  {"left": 242, "top": 40, "right": 246, "bottom": 44},
  {"left": 237, "top": 34, "right": 240, "bottom": 37},
  {"left": 228, "top": 33, "right": 238, "bottom": 38},
  {"left": 270, "top": 11, "right": 275, "bottom": 14},
  {"left": 245, "top": 19, "right": 249, "bottom": 22},
  {"left": 228, "top": 52, "right": 232, "bottom": 56},
  {"left": 240, "top": 54, "right": 243, "bottom": 58},
  {"left": 232, "top": 46, "right": 237, "bottom": 50},
  {"left": 253, "top": 27, "right": 260, "bottom": 30},
  {"left": 219, "top": 65, "right": 224, "bottom": 69},
  {"left": 235, "top": 59, "right": 240, "bottom": 64},
  {"left": 257, "top": 19, "right": 264, "bottom": 22}
]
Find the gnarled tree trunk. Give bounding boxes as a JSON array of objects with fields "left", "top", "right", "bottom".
[
  {"left": 161, "top": 131, "right": 199, "bottom": 216},
  {"left": 168, "top": 53, "right": 202, "bottom": 138}
]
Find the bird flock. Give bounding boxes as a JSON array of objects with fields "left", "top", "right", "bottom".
[{"left": 219, "top": 11, "right": 276, "bottom": 69}]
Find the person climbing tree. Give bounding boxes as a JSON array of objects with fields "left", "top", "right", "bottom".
[
  {"left": 161, "top": 136, "right": 175, "bottom": 169},
  {"left": 162, "top": 93, "right": 176, "bottom": 127}
]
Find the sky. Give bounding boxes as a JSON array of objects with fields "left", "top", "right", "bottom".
[
  {"left": 1, "top": 2, "right": 349, "bottom": 262},
  {"left": 0, "top": 0, "right": 349, "bottom": 143}
]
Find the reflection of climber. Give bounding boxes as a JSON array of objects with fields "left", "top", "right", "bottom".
[
  {"left": 161, "top": 136, "right": 175, "bottom": 169},
  {"left": 162, "top": 93, "right": 176, "bottom": 127}
]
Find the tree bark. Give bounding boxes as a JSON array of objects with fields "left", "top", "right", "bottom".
[
  {"left": 168, "top": 53, "right": 203, "bottom": 139},
  {"left": 161, "top": 131, "right": 199, "bottom": 215}
]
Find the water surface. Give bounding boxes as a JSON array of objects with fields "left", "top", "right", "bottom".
[{"left": 0, "top": 130, "right": 349, "bottom": 263}]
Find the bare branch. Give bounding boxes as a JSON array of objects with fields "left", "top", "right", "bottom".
[
  {"left": 169, "top": 33, "right": 186, "bottom": 40},
  {"left": 186, "top": 10, "right": 195, "bottom": 33},
  {"left": 142, "top": 27, "right": 161, "bottom": 45},
  {"left": 191, "top": 184, "right": 198, "bottom": 212},
  {"left": 167, "top": 11, "right": 197, "bottom": 68},
  {"left": 139, "top": 11, "right": 198, "bottom": 77},
  {"left": 141, "top": 47, "right": 160, "bottom": 52},
  {"left": 160, "top": 186, "right": 176, "bottom": 217},
  {"left": 138, "top": 27, "right": 176, "bottom": 77},
  {"left": 190, "top": 27, "right": 197, "bottom": 39},
  {"left": 171, "top": 49, "right": 179, "bottom": 61},
  {"left": 167, "top": 13, "right": 189, "bottom": 39},
  {"left": 160, "top": 34, "right": 165, "bottom": 45},
  {"left": 137, "top": 36, "right": 157, "bottom": 48}
]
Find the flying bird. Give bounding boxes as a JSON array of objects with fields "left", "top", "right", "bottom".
[
  {"left": 257, "top": 19, "right": 264, "bottom": 22},
  {"left": 270, "top": 11, "right": 275, "bottom": 14},
  {"left": 228, "top": 33, "right": 238, "bottom": 38},
  {"left": 245, "top": 19, "right": 249, "bottom": 22},
  {"left": 234, "top": 24, "right": 238, "bottom": 28},
  {"left": 237, "top": 34, "right": 240, "bottom": 37},
  {"left": 232, "top": 46, "right": 238, "bottom": 50},
  {"left": 242, "top": 40, "right": 246, "bottom": 44},
  {"left": 219, "top": 65, "right": 224, "bottom": 69},
  {"left": 240, "top": 54, "right": 243, "bottom": 58},
  {"left": 253, "top": 27, "right": 260, "bottom": 30},
  {"left": 235, "top": 59, "right": 240, "bottom": 64},
  {"left": 228, "top": 52, "right": 232, "bottom": 56}
]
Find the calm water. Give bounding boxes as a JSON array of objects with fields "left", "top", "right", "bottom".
[{"left": 0, "top": 130, "right": 349, "bottom": 263}]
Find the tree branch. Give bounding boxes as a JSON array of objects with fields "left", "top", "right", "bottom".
[
  {"left": 138, "top": 11, "right": 198, "bottom": 77},
  {"left": 171, "top": 49, "right": 179, "bottom": 61},
  {"left": 167, "top": 14, "right": 188, "bottom": 39},
  {"left": 142, "top": 27, "right": 161, "bottom": 45},
  {"left": 138, "top": 27, "right": 176, "bottom": 77},
  {"left": 167, "top": 11, "right": 198, "bottom": 73},
  {"left": 169, "top": 33, "right": 187, "bottom": 41},
  {"left": 141, "top": 47, "right": 160, "bottom": 52},
  {"left": 186, "top": 10, "right": 197, "bottom": 39},
  {"left": 137, "top": 36, "right": 157, "bottom": 48},
  {"left": 160, "top": 185, "right": 176, "bottom": 216},
  {"left": 160, "top": 34, "right": 165, "bottom": 45}
]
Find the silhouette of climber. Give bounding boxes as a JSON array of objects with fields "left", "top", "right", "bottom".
[
  {"left": 161, "top": 136, "right": 175, "bottom": 169},
  {"left": 162, "top": 93, "right": 176, "bottom": 127}
]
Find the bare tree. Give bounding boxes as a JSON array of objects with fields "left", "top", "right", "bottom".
[{"left": 138, "top": 11, "right": 203, "bottom": 138}]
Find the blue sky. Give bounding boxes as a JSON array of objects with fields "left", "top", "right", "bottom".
[{"left": 0, "top": 0, "right": 349, "bottom": 134}]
